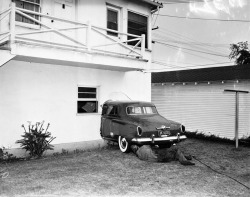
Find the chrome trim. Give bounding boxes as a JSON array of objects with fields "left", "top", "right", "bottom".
[
  {"left": 156, "top": 125, "right": 170, "bottom": 130},
  {"left": 131, "top": 135, "right": 187, "bottom": 143},
  {"left": 151, "top": 134, "right": 155, "bottom": 143}
]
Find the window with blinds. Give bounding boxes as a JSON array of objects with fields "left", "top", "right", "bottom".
[
  {"left": 107, "top": 6, "right": 119, "bottom": 37},
  {"left": 15, "top": 0, "right": 40, "bottom": 25},
  {"left": 127, "top": 11, "right": 148, "bottom": 48},
  {"left": 77, "top": 87, "right": 98, "bottom": 114}
]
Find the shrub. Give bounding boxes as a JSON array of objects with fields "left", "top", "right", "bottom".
[
  {"left": 0, "top": 147, "right": 18, "bottom": 162},
  {"left": 16, "top": 121, "right": 56, "bottom": 158}
]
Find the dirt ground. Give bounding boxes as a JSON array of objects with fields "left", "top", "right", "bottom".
[{"left": 0, "top": 138, "right": 249, "bottom": 197}]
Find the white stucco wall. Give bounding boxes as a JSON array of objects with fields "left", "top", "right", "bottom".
[
  {"left": 0, "top": 60, "right": 151, "bottom": 149},
  {"left": 0, "top": 0, "right": 152, "bottom": 59},
  {"left": 0, "top": 0, "right": 154, "bottom": 155}
]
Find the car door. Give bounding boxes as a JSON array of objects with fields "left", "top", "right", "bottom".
[{"left": 101, "top": 104, "right": 119, "bottom": 139}]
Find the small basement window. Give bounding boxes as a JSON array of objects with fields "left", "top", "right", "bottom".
[
  {"left": 77, "top": 87, "right": 98, "bottom": 114},
  {"left": 15, "top": 0, "right": 41, "bottom": 25}
]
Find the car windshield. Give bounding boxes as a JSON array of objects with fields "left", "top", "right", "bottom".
[{"left": 126, "top": 106, "right": 157, "bottom": 115}]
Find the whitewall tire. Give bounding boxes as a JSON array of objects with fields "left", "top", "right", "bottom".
[{"left": 118, "top": 136, "right": 130, "bottom": 153}]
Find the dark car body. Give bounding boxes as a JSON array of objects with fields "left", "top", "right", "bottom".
[{"left": 100, "top": 100, "right": 186, "bottom": 152}]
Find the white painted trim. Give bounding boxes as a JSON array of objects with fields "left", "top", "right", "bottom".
[{"left": 106, "top": 4, "right": 121, "bottom": 38}]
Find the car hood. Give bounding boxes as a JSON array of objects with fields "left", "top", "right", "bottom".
[{"left": 127, "top": 114, "right": 181, "bottom": 130}]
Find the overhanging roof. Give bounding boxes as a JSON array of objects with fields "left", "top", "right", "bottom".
[
  {"left": 152, "top": 64, "right": 250, "bottom": 83},
  {"left": 139, "top": 0, "right": 163, "bottom": 9}
]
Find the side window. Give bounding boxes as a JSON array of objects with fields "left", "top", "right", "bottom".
[
  {"left": 107, "top": 5, "right": 120, "bottom": 37},
  {"left": 15, "top": 0, "right": 41, "bottom": 25},
  {"left": 77, "top": 86, "right": 98, "bottom": 114},
  {"left": 106, "top": 105, "right": 118, "bottom": 116},
  {"left": 127, "top": 11, "right": 148, "bottom": 48}
]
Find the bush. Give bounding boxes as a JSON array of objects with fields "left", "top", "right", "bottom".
[
  {"left": 16, "top": 121, "right": 56, "bottom": 158},
  {"left": 0, "top": 147, "right": 18, "bottom": 162}
]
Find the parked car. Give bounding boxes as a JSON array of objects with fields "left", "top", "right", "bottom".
[{"left": 100, "top": 100, "right": 187, "bottom": 153}]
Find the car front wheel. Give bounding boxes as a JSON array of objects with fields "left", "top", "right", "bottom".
[{"left": 118, "top": 136, "right": 130, "bottom": 153}]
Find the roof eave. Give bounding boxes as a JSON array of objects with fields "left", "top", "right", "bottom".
[{"left": 139, "top": 0, "right": 163, "bottom": 9}]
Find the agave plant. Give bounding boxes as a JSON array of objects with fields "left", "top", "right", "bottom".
[{"left": 16, "top": 121, "right": 56, "bottom": 158}]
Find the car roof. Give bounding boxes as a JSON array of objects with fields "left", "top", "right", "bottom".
[{"left": 103, "top": 100, "right": 155, "bottom": 107}]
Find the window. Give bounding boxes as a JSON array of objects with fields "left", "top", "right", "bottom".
[
  {"left": 106, "top": 105, "right": 118, "bottom": 116},
  {"left": 101, "top": 105, "right": 118, "bottom": 116},
  {"left": 127, "top": 11, "right": 148, "bottom": 48},
  {"left": 77, "top": 87, "right": 98, "bottom": 114},
  {"left": 127, "top": 106, "right": 157, "bottom": 115},
  {"left": 107, "top": 6, "right": 120, "bottom": 36},
  {"left": 15, "top": 0, "right": 40, "bottom": 25}
]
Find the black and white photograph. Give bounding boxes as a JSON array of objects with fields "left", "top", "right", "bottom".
[{"left": 0, "top": 0, "right": 249, "bottom": 196}]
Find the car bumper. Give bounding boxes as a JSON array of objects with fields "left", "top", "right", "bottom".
[{"left": 131, "top": 135, "right": 187, "bottom": 144}]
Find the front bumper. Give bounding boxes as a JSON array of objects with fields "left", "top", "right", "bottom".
[{"left": 131, "top": 135, "right": 187, "bottom": 144}]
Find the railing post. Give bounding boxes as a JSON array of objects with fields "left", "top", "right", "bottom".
[
  {"left": 10, "top": 1, "right": 16, "bottom": 53},
  {"left": 141, "top": 34, "right": 145, "bottom": 59},
  {"left": 86, "top": 21, "right": 91, "bottom": 52}
]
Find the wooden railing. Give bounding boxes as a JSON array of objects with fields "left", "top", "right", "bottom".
[{"left": 0, "top": 2, "right": 146, "bottom": 59}]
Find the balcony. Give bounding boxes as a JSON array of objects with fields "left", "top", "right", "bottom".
[{"left": 0, "top": 2, "right": 149, "bottom": 71}]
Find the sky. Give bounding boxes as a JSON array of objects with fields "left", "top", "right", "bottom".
[{"left": 150, "top": 0, "right": 250, "bottom": 72}]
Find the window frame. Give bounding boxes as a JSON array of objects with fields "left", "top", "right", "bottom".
[
  {"left": 106, "top": 5, "right": 121, "bottom": 37},
  {"left": 77, "top": 85, "right": 99, "bottom": 115},
  {"left": 15, "top": 0, "right": 41, "bottom": 29},
  {"left": 127, "top": 10, "right": 148, "bottom": 49}
]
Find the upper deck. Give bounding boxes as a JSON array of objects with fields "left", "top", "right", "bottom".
[{"left": 0, "top": 0, "right": 162, "bottom": 71}]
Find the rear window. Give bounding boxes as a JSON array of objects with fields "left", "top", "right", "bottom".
[{"left": 126, "top": 106, "right": 157, "bottom": 115}]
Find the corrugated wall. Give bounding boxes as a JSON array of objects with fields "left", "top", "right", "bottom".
[{"left": 152, "top": 81, "right": 250, "bottom": 139}]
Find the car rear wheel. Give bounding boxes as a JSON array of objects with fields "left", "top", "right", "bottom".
[{"left": 118, "top": 136, "right": 130, "bottom": 153}]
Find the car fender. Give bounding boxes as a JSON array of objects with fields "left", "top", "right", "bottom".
[{"left": 112, "top": 119, "right": 137, "bottom": 141}]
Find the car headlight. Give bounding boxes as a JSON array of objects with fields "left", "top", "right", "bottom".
[{"left": 137, "top": 126, "right": 143, "bottom": 136}]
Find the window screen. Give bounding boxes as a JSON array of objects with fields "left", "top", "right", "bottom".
[{"left": 127, "top": 11, "right": 148, "bottom": 48}]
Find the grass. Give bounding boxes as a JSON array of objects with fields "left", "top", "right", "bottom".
[{"left": 0, "top": 138, "right": 250, "bottom": 197}]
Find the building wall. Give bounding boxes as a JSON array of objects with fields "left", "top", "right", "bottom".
[
  {"left": 0, "top": 0, "right": 152, "bottom": 55},
  {"left": 0, "top": 0, "right": 154, "bottom": 155},
  {"left": 0, "top": 60, "right": 151, "bottom": 150},
  {"left": 152, "top": 81, "right": 250, "bottom": 140}
]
